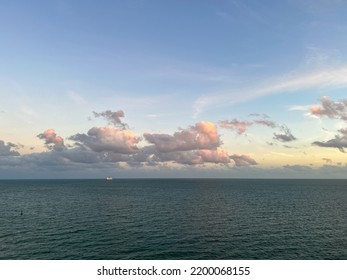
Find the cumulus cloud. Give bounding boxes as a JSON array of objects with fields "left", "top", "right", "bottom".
[
  {"left": 0, "top": 140, "right": 20, "bottom": 156},
  {"left": 312, "top": 127, "right": 347, "bottom": 153},
  {"left": 70, "top": 126, "right": 140, "bottom": 154},
  {"left": 37, "top": 129, "right": 65, "bottom": 151},
  {"left": 229, "top": 154, "right": 257, "bottom": 167},
  {"left": 141, "top": 122, "right": 233, "bottom": 165},
  {"left": 93, "top": 110, "right": 127, "bottom": 127},
  {"left": 273, "top": 126, "right": 296, "bottom": 142},
  {"left": 310, "top": 96, "right": 347, "bottom": 120},
  {"left": 1, "top": 111, "right": 264, "bottom": 174},
  {"left": 144, "top": 121, "right": 221, "bottom": 152}
]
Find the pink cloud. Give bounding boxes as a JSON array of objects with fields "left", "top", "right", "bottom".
[
  {"left": 70, "top": 126, "right": 140, "bottom": 154},
  {"left": 219, "top": 119, "right": 253, "bottom": 134},
  {"left": 220, "top": 117, "right": 276, "bottom": 134},
  {"left": 144, "top": 121, "right": 221, "bottom": 152},
  {"left": 37, "top": 129, "right": 65, "bottom": 151},
  {"left": 310, "top": 96, "right": 347, "bottom": 120}
]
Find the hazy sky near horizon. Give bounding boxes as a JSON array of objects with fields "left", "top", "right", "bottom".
[{"left": 1, "top": 0, "right": 347, "bottom": 178}]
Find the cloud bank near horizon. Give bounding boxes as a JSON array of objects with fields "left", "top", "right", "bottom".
[
  {"left": 0, "top": 110, "right": 260, "bottom": 176},
  {"left": 1, "top": 95, "right": 347, "bottom": 178}
]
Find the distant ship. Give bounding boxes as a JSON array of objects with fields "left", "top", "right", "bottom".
[{"left": 106, "top": 177, "right": 113, "bottom": 181}]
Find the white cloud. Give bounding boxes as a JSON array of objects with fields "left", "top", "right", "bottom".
[
  {"left": 193, "top": 67, "right": 347, "bottom": 117},
  {"left": 67, "top": 91, "right": 87, "bottom": 105}
]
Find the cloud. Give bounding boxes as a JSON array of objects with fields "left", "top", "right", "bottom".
[
  {"left": 5, "top": 119, "right": 232, "bottom": 170},
  {"left": 248, "top": 113, "right": 270, "bottom": 118},
  {"left": 310, "top": 96, "right": 347, "bottom": 120},
  {"left": 283, "top": 145, "right": 296, "bottom": 149},
  {"left": 219, "top": 119, "right": 253, "bottom": 134},
  {"left": 1, "top": 110, "right": 293, "bottom": 175},
  {"left": 283, "top": 164, "right": 312, "bottom": 171},
  {"left": 253, "top": 119, "right": 277, "bottom": 128},
  {"left": 288, "top": 105, "right": 312, "bottom": 111},
  {"left": 312, "top": 127, "right": 347, "bottom": 152},
  {"left": 0, "top": 140, "right": 20, "bottom": 156},
  {"left": 219, "top": 117, "right": 276, "bottom": 135},
  {"left": 68, "top": 91, "right": 87, "bottom": 105},
  {"left": 70, "top": 126, "right": 140, "bottom": 154},
  {"left": 273, "top": 126, "right": 296, "bottom": 142},
  {"left": 142, "top": 121, "right": 233, "bottom": 165},
  {"left": 93, "top": 110, "right": 127, "bottom": 127},
  {"left": 37, "top": 129, "right": 65, "bottom": 151},
  {"left": 158, "top": 149, "right": 231, "bottom": 165},
  {"left": 229, "top": 154, "right": 257, "bottom": 167},
  {"left": 144, "top": 121, "right": 221, "bottom": 152},
  {"left": 193, "top": 67, "right": 347, "bottom": 117},
  {"left": 322, "top": 158, "right": 333, "bottom": 163}
]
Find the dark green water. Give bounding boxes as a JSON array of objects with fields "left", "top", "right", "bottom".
[{"left": 0, "top": 179, "right": 346, "bottom": 259}]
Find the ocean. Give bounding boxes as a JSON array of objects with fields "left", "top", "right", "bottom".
[{"left": 0, "top": 179, "right": 346, "bottom": 259}]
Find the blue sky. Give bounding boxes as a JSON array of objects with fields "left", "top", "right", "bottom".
[{"left": 1, "top": 0, "right": 347, "bottom": 178}]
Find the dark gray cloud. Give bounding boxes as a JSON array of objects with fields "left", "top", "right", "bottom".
[
  {"left": 310, "top": 96, "right": 347, "bottom": 120},
  {"left": 273, "top": 126, "right": 296, "bottom": 142},
  {"left": 0, "top": 140, "right": 20, "bottom": 156},
  {"left": 254, "top": 119, "right": 277, "bottom": 128},
  {"left": 93, "top": 110, "right": 127, "bottom": 127},
  {"left": 283, "top": 164, "right": 312, "bottom": 171},
  {"left": 157, "top": 149, "right": 231, "bottom": 165},
  {"left": 312, "top": 128, "right": 347, "bottom": 153},
  {"left": 229, "top": 154, "right": 257, "bottom": 167}
]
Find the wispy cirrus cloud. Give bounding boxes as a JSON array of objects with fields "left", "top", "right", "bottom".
[{"left": 193, "top": 67, "right": 347, "bottom": 117}]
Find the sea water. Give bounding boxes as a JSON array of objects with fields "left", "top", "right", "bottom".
[{"left": 0, "top": 179, "right": 346, "bottom": 259}]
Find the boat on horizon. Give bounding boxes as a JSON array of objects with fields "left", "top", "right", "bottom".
[{"left": 106, "top": 177, "right": 113, "bottom": 181}]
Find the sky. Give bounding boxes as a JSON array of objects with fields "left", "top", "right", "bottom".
[{"left": 1, "top": 0, "right": 347, "bottom": 178}]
